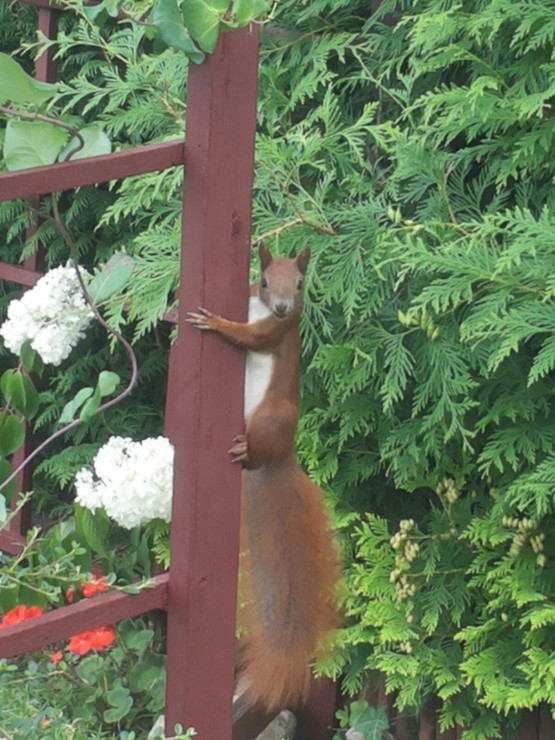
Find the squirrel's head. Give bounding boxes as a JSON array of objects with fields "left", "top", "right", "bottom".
[{"left": 258, "top": 244, "right": 311, "bottom": 319}]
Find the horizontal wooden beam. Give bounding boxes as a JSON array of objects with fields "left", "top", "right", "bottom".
[
  {"left": 19, "top": 0, "right": 63, "bottom": 7},
  {"left": 0, "top": 140, "right": 186, "bottom": 202},
  {"left": 0, "top": 573, "right": 169, "bottom": 658},
  {"left": 0, "top": 262, "right": 43, "bottom": 287}
]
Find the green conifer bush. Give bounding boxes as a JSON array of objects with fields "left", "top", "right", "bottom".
[{"left": 0, "top": 1, "right": 554, "bottom": 736}]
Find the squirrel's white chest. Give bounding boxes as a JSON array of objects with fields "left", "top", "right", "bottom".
[{"left": 244, "top": 297, "right": 273, "bottom": 420}]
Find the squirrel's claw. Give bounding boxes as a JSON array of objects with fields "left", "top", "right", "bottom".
[
  {"left": 197, "top": 306, "right": 213, "bottom": 317},
  {"left": 229, "top": 434, "right": 249, "bottom": 466},
  {"left": 186, "top": 308, "right": 214, "bottom": 329}
]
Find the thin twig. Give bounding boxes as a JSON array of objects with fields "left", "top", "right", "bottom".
[
  {"left": 251, "top": 218, "right": 303, "bottom": 245},
  {"left": 258, "top": 160, "right": 338, "bottom": 236},
  {"left": 0, "top": 200, "right": 138, "bottom": 495},
  {"left": 0, "top": 105, "right": 85, "bottom": 160}
]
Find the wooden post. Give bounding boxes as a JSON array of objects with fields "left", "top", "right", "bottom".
[
  {"left": 1, "top": 4, "right": 59, "bottom": 552},
  {"left": 164, "top": 26, "right": 260, "bottom": 739},
  {"left": 299, "top": 677, "right": 338, "bottom": 740}
]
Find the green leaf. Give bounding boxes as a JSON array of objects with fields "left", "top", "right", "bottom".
[
  {"left": 87, "top": 253, "right": 136, "bottom": 303},
  {"left": 183, "top": 0, "right": 228, "bottom": 53},
  {"left": 153, "top": 0, "right": 205, "bottom": 63},
  {"left": 20, "top": 375, "right": 39, "bottom": 419},
  {"left": 97, "top": 371, "right": 120, "bottom": 397},
  {"left": 122, "top": 628, "right": 154, "bottom": 653},
  {"left": 83, "top": 0, "right": 120, "bottom": 23},
  {"left": 231, "top": 0, "right": 269, "bottom": 26},
  {"left": 0, "top": 582, "right": 18, "bottom": 611},
  {"left": 0, "top": 458, "right": 17, "bottom": 503},
  {"left": 18, "top": 585, "right": 46, "bottom": 610},
  {"left": 75, "top": 654, "right": 104, "bottom": 684},
  {"left": 1, "top": 370, "right": 25, "bottom": 409},
  {"left": 120, "top": 584, "right": 143, "bottom": 594},
  {"left": 4, "top": 120, "right": 68, "bottom": 171},
  {"left": 103, "top": 686, "right": 133, "bottom": 722},
  {"left": 0, "top": 493, "right": 6, "bottom": 522},
  {"left": 58, "top": 125, "right": 112, "bottom": 163},
  {"left": 0, "top": 53, "right": 58, "bottom": 106},
  {"left": 59, "top": 387, "right": 94, "bottom": 424},
  {"left": 74, "top": 504, "right": 110, "bottom": 556},
  {"left": 20, "top": 340, "right": 43, "bottom": 376},
  {"left": 0, "top": 414, "right": 25, "bottom": 457},
  {"left": 128, "top": 654, "right": 165, "bottom": 692},
  {"left": 79, "top": 386, "right": 102, "bottom": 422},
  {"left": 352, "top": 705, "right": 390, "bottom": 740}
]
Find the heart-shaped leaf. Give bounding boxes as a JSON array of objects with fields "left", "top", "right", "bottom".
[
  {"left": 87, "top": 253, "right": 135, "bottom": 303},
  {"left": 153, "top": 0, "right": 205, "bottom": 63},
  {"left": 183, "top": 0, "right": 229, "bottom": 53},
  {"left": 103, "top": 686, "right": 133, "bottom": 722},
  {"left": 231, "top": 0, "right": 270, "bottom": 26},
  {"left": 4, "top": 120, "right": 68, "bottom": 171},
  {"left": 0, "top": 414, "right": 25, "bottom": 457},
  {"left": 58, "top": 125, "right": 112, "bottom": 162},
  {"left": 0, "top": 53, "right": 58, "bottom": 106},
  {"left": 97, "top": 371, "right": 120, "bottom": 397},
  {"left": 74, "top": 504, "right": 110, "bottom": 556}
]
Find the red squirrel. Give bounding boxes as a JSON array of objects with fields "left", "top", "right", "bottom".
[{"left": 186, "top": 244, "right": 341, "bottom": 711}]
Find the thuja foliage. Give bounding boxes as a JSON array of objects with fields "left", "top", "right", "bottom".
[{"left": 0, "top": 0, "right": 554, "bottom": 737}]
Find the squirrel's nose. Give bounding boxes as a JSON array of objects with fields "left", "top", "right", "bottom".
[{"left": 274, "top": 301, "right": 288, "bottom": 317}]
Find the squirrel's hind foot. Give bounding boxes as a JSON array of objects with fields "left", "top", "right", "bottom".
[{"left": 229, "top": 434, "right": 249, "bottom": 466}]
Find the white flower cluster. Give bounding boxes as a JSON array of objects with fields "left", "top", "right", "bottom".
[
  {"left": 0, "top": 264, "right": 94, "bottom": 366},
  {"left": 74, "top": 436, "right": 174, "bottom": 529}
]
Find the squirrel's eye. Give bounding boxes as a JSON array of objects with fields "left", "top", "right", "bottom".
[
  {"left": 261, "top": 278, "right": 268, "bottom": 288},
  {"left": 297, "top": 279, "right": 303, "bottom": 290}
]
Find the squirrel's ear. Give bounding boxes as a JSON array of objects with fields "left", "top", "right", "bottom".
[
  {"left": 259, "top": 243, "right": 273, "bottom": 271},
  {"left": 296, "top": 245, "right": 311, "bottom": 275}
]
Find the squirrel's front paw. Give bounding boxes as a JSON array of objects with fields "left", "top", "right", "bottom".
[
  {"left": 228, "top": 434, "right": 249, "bottom": 466},
  {"left": 186, "top": 306, "right": 215, "bottom": 330}
]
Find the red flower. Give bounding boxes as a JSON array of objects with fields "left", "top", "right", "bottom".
[
  {"left": 66, "top": 587, "right": 74, "bottom": 603},
  {"left": 82, "top": 575, "right": 108, "bottom": 598},
  {"left": 0, "top": 605, "right": 43, "bottom": 628},
  {"left": 51, "top": 650, "right": 63, "bottom": 665},
  {"left": 68, "top": 625, "right": 115, "bottom": 655}
]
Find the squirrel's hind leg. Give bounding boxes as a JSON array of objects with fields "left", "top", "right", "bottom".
[{"left": 244, "top": 397, "right": 298, "bottom": 469}]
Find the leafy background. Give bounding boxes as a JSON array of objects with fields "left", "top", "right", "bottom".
[{"left": 1, "top": 0, "right": 554, "bottom": 738}]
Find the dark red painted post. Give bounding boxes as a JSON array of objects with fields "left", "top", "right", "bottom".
[
  {"left": 164, "top": 26, "right": 259, "bottom": 739},
  {"left": 1, "top": 4, "right": 59, "bottom": 553},
  {"left": 299, "top": 677, "right": 338, "bottom": 739}
]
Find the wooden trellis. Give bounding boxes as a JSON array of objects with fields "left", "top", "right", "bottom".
[{"left": 0, "top": 3, "right": 337, "bottom": 739}]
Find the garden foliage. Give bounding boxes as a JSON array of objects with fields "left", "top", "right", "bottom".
[{"left": 0, "top": 0, "right": 554, "bottom": 738}]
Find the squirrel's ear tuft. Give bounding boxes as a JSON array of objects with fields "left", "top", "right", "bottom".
[
  {"left": 259, "top": 243, "right": 273, "bottom": 271},
  {"left": 296, "top": 245, "right": 311, "bottom": 275}
]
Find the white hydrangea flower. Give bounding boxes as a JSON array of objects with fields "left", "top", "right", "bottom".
[
  {"left": 74, "top": 436, "right": 174, "bottom": 529},
  {"left": 0, "top": 264, "right": 94, "bottom": 365}
]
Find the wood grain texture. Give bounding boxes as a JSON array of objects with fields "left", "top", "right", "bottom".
[{"left": 163, "top": 25, "right": 259, "bottom": 740}]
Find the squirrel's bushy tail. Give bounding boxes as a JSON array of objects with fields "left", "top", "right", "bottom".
[{"left": 238, "top": 464, "right": 342, "bottom": 711}]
